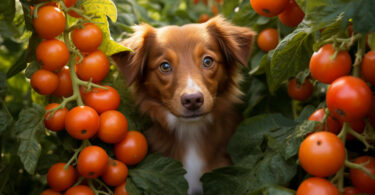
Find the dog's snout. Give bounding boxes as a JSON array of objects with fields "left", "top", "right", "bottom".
[{"left": 181, "top": 92, "right": 204, "bottom": 111}]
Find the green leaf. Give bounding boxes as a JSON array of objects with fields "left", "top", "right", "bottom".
[
  {"left": 266, "top": 25, "right": 314, "bottom": 93},
  {"left": 126, "top": 177, "right": 143, "bottom": 195},
  {"left": 15, "top": 104, "right": 45, "bottom": 174},
  {"left": 368, "top": 33, "right": 375, "bottom": 51},
  {"left": 128, "top": 153, "right": 188, "bottom": 195},
  {"left": 248, "top": 185, "right": 295, "bottom": 195},
  {"left": 0, "top": 72, "right": 7, "bottom": 98},
  {"left": 0, "top": 0, "right": 16, "bottom": 22},
  {"left": 81, "top": 0, "right": 130, "bottom": 56},
  {"left": 25, "top": 61, "right": 39, "bottom": 79},
  {"left": 6, "top": 51, "right": 27, "bottom": 79},
  {"left": 0, "top": 110, "right": 12, "bottom": 134}
]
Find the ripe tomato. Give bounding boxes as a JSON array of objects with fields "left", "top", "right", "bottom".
[
  {"left": 41, "top": 189, "right": 62, "bottom": 195},
  {"left": 44, "top": 103, "right": 68, "bottom": 132},
  {"left": 53, "top": 66, "right": 73, "bottom": 97},
  {"left": 64, "top": 106, "right": 100, "bottom": 140},
  {"left": 114, "top": 131, "right": 148, "bottom": 165},
  {"left": 287, "top": 78, "right": 313, "bottom": 101},
  {"left": 72, "top": 23, "right": 103, "bottom": 52},
  {"left": 361, "top": 51, "right": 375, "bottom": 86},
  {"left": 82, "top": 86, "right": 120, "bottom": 114},
  {"left": 36, "top": 39, "right": 70, "bottom": 72},
  {"left": 77, "top": 146, "right": 109, "bottom": 178},
  {"left": 296, "top": 177, "right": 339, "bottom": 195},
  {"left": 309, "top": 44, "right": 352, "bottom": 84},
  {"left": 350, "top": 156, "right": 375, "bottom": 194},
  {"left": 298, "top": 131, "right": 345, "bottom": 177},
  {"left": 98, "top": 110, "right": 128, "bottom": 143},
  {"left": 343, "top": 187, "right": 362, "bottom": 195},
  {"left": 250, "top": 0, "right": 288, "bottom": 17},
  {"left": 211, "top": 5, "right": 218, "bottom": 15},
  {"left": 65, "top": 185, "right": 94, "bottom": 195},
  {"left": 33, "top": 6, "right": 65, "bottom": 39},
  {"left": 199, "top": 14, "right": 210, "bottom": 23},
  {"left": 326, "top": 76, "right": 373, "bottom": 122},
  {"left": 102, "top": 159, "right": 128, "bottom": 186},
  {"left": 64, "top": 0, "right": 77, "bottom": 7},
  {"left": 257, "top": 28, "right": 278, "bottom": 52},
  {"left": 47, "top": 163, "right": 76, "bottom": 192},
  {"left": 30, "top": 69, "right": 59, "bottom": 95},
  {"left": 278, "top": 0, "right": 304, "bottom": 27},
  {"left": 308, "top": 108, "right": 341, "bottom": 134},
  {"left": 76, "top": 50, "right": 109, "bottom": 83},
  {"left": 346, "top": 120, "right": 365, "bottom": 140},
  {"left": 114, "top": 182, "right": 130, "bottom": 195}
]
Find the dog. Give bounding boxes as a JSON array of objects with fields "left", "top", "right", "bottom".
[{"left": 112, "top": 16, "right": 255, "bottom": 195}]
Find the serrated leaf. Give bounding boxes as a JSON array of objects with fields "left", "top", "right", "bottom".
[
  {"left": 81, "top": 0, "right": 130, "bottom": 56},
  {"left": 17, "top": 139, "right": 41, "bottom": 175},
  {"left": 128, "top": 153, "right": 188, "bottom": 195}
]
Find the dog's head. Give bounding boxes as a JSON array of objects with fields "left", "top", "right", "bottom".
[{"left": 112, "top": 16, "right": 255, "bottom": 126}]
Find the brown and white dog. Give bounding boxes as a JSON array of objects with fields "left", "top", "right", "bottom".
[{"left": 112, "top": 16, "right": 255, "bottom": 195}]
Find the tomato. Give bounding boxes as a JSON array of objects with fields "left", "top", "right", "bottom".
[
  {"left": 296, "top": 177, "right": 339, "bottom": 195},
  {"left": 326, "top": 76, "right": 373, "bottom": 122},
  {"left": 361, "top": 50, "right": 375, "bottom": 86},
  {"left": 82, "top": 86, "right": 121, "bottom": 114},
  {"left": 44, "top": 103, "right": 68, "bottom": 132},
  {"left": 36, "top": 39, "right": 70, "bottom": 72},
  {"left": 98, "top": 110, "right": 128, "bottom": 143},
  {"left": 72, "top": 23, "right": 103, "bottom": 52},
  {"left": 102, "top": 159, "right": 128, "bottom": 186},
  {"left": 33, "top": 6, "right": 65, "bottom": 39},
  {"left": 211, "top": 5, "right": 218, "bottom": 15},
  {"left": 65, "top": 106, "right": 100, "bottom": 140},
  {"left": 298, "top": 131, "right": 345, "bottom": 177},
  {"left": 30, "top": 69, "right": 59, "bottom": 95},
  {"left": 77, "top": 146, "right": 109, "bottom": 178},
  {"left": 64, "top": 0, "right": 77, "bottom": 7},
  {"left": 278, "top": 0, "right": 304, "bottom": 27},
  {"left": 309, "top": 44, "right": 352, "bottom": 84},
  {"left": 308, "top": 108, "right": 341, "bottom": 134},
  {"left": 65, "top": 185, "right": 94, "bottom": 195},
  {"left": 53, "top": 66, "right": 73, "bottom": 97},
  {"left": 193, "top": 0, "right": 200, "bottom": 4},
  {"left": 346, "top": 120, "right": 365, "bottom": 140},
  {"left": 41, "top": 189, "right": 62, "bottom": 195},
  {"left": 114, "top": 182, "right": 130, "bottom": 195},
  {"left": 114, "top": 131, "right": 148, "bottom": 165},
  {"left": 287, "top": 78, "right": 313, "bottom": 101},
  {"left": 257, "top": 28, "right": 278, "bottom": 52},
  {"left": 350, "top": 156, "right": 375, "bottom": 194},
  {"left": 199, "top": 14, "right": 210, "bottom": 23},
  {"left": 76, "top": 50, "right": 109, "bottom": 83},
  {"left": 343, "top": 187, "right": 362, "bottom": 195},
  {"left": 250, "top": 0, "right": 288, "bottom": 17},
  {"left": 47, "top": 163, "right": 76, "bottom": 192}
]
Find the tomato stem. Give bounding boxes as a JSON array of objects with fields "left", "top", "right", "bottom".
[
  {"left": 345, "top": 160, "right": 375, "bottom": 180},
  {"left": 64, "top": 141, "right": 86, "bottom": 169},
  {"left": 93, "top": 178, "right": 113, "bottom": 194},
  {"left": 352, "top": 35, "right": 365, "bottom": 78},
  {"left": 346, "top": 126, "right": 373, "bottom": 151}
]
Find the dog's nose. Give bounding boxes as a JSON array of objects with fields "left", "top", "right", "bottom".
[{"left": 181, "top": 92, "right": 204, "bottom": 111}]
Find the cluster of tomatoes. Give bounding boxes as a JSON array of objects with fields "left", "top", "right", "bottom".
[{"left": 28, "top": 1, "right": 148, "bottom": 194}]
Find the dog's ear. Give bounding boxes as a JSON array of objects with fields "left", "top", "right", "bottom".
[
  {"left": 206, "top": 16, "right": 256, "bottom": 67},
  {"left": 111, "top": 24, "right": 155, "bottom": 85}
]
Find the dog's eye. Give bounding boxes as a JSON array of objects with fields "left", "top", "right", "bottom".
[
  {"left": 202, "top": 56, "right": 214, "bottom": 68},
  {"left": 159, "top": 62, "right": 173, "bottom": 73}
]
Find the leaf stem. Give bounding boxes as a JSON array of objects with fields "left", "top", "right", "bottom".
[
  {"left": 352, "top": 35, "right": 366, "bottom": 78},
  {"left": 345, "top": 160, "right": 375, "bottom": 180},
  {"left": 64, "top": 139, "right": 90, "bottom": 168}
]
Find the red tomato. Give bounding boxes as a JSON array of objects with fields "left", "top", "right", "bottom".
[
  {"left": 361, "top": 51, "right": 375, "bottom": 86},
  {"left": 114, "top": 131, "right": 148, "bottom": 165},
  {"left": 102, "top": 159, "right": 128, "bottom": 186},
  {"left": 65, "top": 185, "right": 94, "bottom": 195},
  {"left": 296, "top": 177, "right": 339, "bottom": 195},
  {"left": 257, "top": 28, "right": 279, "bottom": 52},
  {"left": 309, "top": 44, "right": 352, "bottom": 84},
  {"left": 77, "top": 146, "right": 109, "bottom": 178},
  {"left": 287, "top": 78, "right": 313, "bottom": 101},
  {"left": 298, "top": 131, "right": 345, "bottom": 177},
  {"left": 64, "top": 0, "right": 81, "bottom": 18},
  {"left": 53, "top": 66, "right": 73, "bottom": 97},
  {"left": 36, "top": 39, "right": 70, "bottom": 72},
  {"left": 40, "top": 189, "right": 62, "bottom": 195},
  {"left": 82, "top": 86, "right": 121, "bottom": 114},
  {"left": 346, "top": 120, "right": 365, "bottom": 140},
  {"left": 250, "top": 0, "right": 289, "bottom": 17},
  {"left": 343, "top": 187, "right": 362, "bottom": 195},
  {"left": 33, "top": 6, "right": 65, "bottom": 39},
  {"left": 44, "top": 103, "right": 68, "bottom": 132},
  {"left": 212, "top": 5, "right": 218, "bottom": 15},
  {"left": 308, "top": 108, "right": 341, "bottom": 134},
  {"left": 72, "top": 23, "right": 103, "bottom": 52},
  {"left": 114, "top": 182, "right": 130, "bottom": 195},
  {"left": 98, "top": 110, "right": 128, "bottom": 143},
  {"left": 199, "top": 14, "right": 210, "bottom": 23},
  {"left": 47, "top": 163, "right": 76, "bottom": 192},
  {"left": 326, "top": 76, "right": 373, "bottom": 122},
  {"left": 30, "top": 69, "right": 59, "bottom": 95},
  {"left": 350, "top": 156, "right": 375, "bottom": 194},
  {"left": 64, "top": 106, "right": 100, "bottom": 140},
  {"left": 76, "top": 50, "right": 109, "bottom": 83},
  {"left": 278, "top": 0, "right": 305, "bottom": 27}
]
